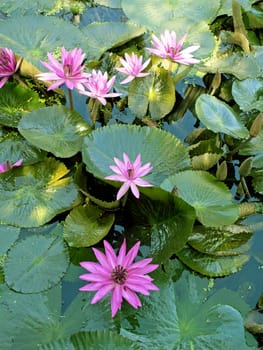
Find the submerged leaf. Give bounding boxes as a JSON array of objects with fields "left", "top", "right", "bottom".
[
  {"left": 177, "top": 244, "right": 249, "bottom": 277},
  {"left": 188, "top": 224, "right": 252, "bottom": 256}
]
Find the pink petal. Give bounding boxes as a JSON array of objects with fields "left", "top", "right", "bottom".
[
  {"left": 116, "top": 182, "right": 131, "bottom": 200},
  {"left": 117, "top": 239, "right": 127, "bottom": 266},
  {"left": 111, "top": 284, "right": 123, "bottom": 317},
  {"left": 133, "top": 178, "right": 152, "bottom": 188},
  {"left": 104, "top": 240, "right": 118, "bottom": 268},
  {"left": 130, "top": 182, "right": 140, "bottom": 198},
  {"left": 122, "top": 288, "right": 142, "bottom": 309},
  {"left": 91, "top": 283, "right": 114, "bottom": 304},
  {"left": 123, "top": 241, "right": 140, "bottom": 267}
]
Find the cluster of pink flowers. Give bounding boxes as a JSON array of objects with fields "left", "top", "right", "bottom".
[{"left": 0, "top": 30, "right": 200, "bottom": 317}]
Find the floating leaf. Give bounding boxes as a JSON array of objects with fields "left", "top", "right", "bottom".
[
  {"left": 71, "top": 331, "right": 141, "bottom": 350},
  {"left": 0, "top": 158, "right": 79, "bottom": 227},
  {"left": 128, "top": 68, "right": 175, "bottom": 120},
  {"left": 200, "top": 46, "right": 263, "bottom": 80},
  {"left": 81, "top": 21, "right": 145, "bottom": 61},
  {"left": 127, "top": 188, "right": 195, "bottom": 262},
  {"left": 192, "top": 153, "right": 222, "bottom": 170},
  {"left": 195, "top": 94, "right": 249, "bottom": 139},
  {"left": 0, "top": 15, "right": 90, "bottom": 70},
  {"left": 0, "top": 0, "right": 61, "bottom": 16},
  {"left": 121, "top": 269, "right": 252, "bottom": 349},
  {"left": 239, "top": 129, "right": 263, "bottom": 168},
  {"left": 4, "top": 225, "right": 69, "bottom": 293},
  {"left": 0, "top": 83, "right": 44, "bottom": 127},
  {"left": 63, "top": 203, "right": 115, "bottom": 248},
  {"left": 232, "top": 78, "right": 263, "bottom": 112},
  {"left": 18, "top": 105, "right": 90, "bottom": 158},
  {"left": 0, "top": 225, "right": 20, "bottom": 256},
  {"left": 161, "top": 170, "right": 239, "bottom": 227},
  {"left": 177, "top": 244, "right": 249, "bottom": 277},
  {"left": 121, "top": 0, "right": 219, "bottom": 34},
  {"left": 188, "top": 225, "right": 252, "bottom": 256},
  {"left": 0, "top": 132, "right": 46, "bottom": 165},
  {"left": 82, "top": 124, "right": 190, "bottom": 187}
]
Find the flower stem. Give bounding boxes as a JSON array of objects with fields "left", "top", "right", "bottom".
[
  {"left": 68, "top": 88, "right": 74, "bottom": 110},
  {"left": 89, "top": 98, "right": 100, "bottom": 128}
]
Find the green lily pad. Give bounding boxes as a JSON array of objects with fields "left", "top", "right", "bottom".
[
  {"left": 4, "top": 225, "right": 69, "bottom": 293},
  {"left": 63, "top": 203, "right": 115, "bottom": 248},
  {"left": 0, "top": 132, "right": 46, "bottom": 165},
  {"left": 0, "top": 83, "right": 44, "bottom": 127},
  {"left": 195, "top": 94, "right": 249, "bottom": 139},
  {"left": 81, "top": 21, "right": 145, "bottom": 61},
  {"left": 188, "top": 224, "right": 253, "bottom": 256},
  {"left": 121, "top": 269, "right": 252, "bottom": 349},
  {"left": 161, "top": 170, "right": 239, "bottom": 227},
  {"left": 0, "top": 15, "right": 90, "bottom": 70},
  {"left": 0, "top": 158, "right": 79, "bottom": 227},
  {"left": 200, "top": 46, "right": 263, "bottom": 80},
  {"left": 0, "top": 225, "right": 20, "bottom": 256},
  {"left": 82, "top": 124, "right": 190, "bottom": 187},
  {"left": 177, "top": 244, "right": 249, "bottom": 277},
  {"left": 239, "top": 130, "right": 263, "bottom": 168},
  {"left": 127, "top": 188, "right": 195, "bottom": 262},
  {"left": 0, "top": 0, "right": 61, "bottom": 16},
  {"left": 71, "top": 331, "right": 141, "bottom": 350},
  {"left": 18, "top": 105, "right": 91, "bottom": 158},
  {"left": 232, "top": 78, "right": 263, "bottom": 112},
  {"left": 121, "top": 0, "right": 219, "bottom": 33},
  {"left": 128, "top": 68, "right": 175, "bottom": 120}
]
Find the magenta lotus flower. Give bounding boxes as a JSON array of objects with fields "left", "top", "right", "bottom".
[
  {"left": 79, "top": 69, "right": 122, "bottom": 105},
  {"left": 79, "top": 239, "right": 159, "bottom": 317},
  {"left": 105, "top": 153, "right": 153, "bottom": 200},
  {"left": 0, "top": 159, "right": 23, "bottom": 173},
  {"left": 36, "top": 47, "right": 90, "bottom": 91},
  {"left": 147, "top": 30, "right": 200, "bottom": 65},
  {"left": 116, "top": 52, "right": 151, "bottom": 84},
  {"left": 0, "top": 48, "right": 21, "bottom": 88}
]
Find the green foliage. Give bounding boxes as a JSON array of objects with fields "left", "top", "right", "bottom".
[
  {"left": 232, "top": 78, "right": 263, "bottom": 112},
  {"left": 0, "top": 158, "right": 79, "bottom": 227},
  {"left": 82, "top": 21, "right": 146, "bottom": 61},
  {"left": 18, "top": 105, "right": 91, "bottom": 158},
  {"left": 128, "top": 68, "right": 175, "bottom": 120},
  {"left": 121, "top": 267, "right": 253, "bottom": 349},
  {"left": 0, "top": 83, "right": 44, "bottom": 127},
  {"left": 4, "top": 225, "right": 69, "bottom": 293},
  {"left": 161, "top": 171, "right": 239, "bottom": 227},
  {"left": 63, "top": 203, "right": 115, "bottom": 247},
  {"left": 82, "top": 124, "right": 190, "bottom": 187},
  {"left": 195, "top": 94, "right": 249, "bottom": 139}
]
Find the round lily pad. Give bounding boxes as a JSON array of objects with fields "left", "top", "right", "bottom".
[{"left": 4, "top": 228, "right": 69, "bottom": 293}]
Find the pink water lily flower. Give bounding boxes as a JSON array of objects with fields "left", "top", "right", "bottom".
[
  {"left": 105, "top": 153, "right": 153, "bottom": 200},
  {"left": 79, "top": 69, "right": 122, "bottom": 105},
  {"left": 36, "top": 47, "right": 90, "bottom": 91},
  {"left": 116, "top": 52, "right": 151, "bottom": 84},
  {"left": 0, "top": 48, "right": 21, "bottom": 88},
  {"left": 79, "top": 239, "right": 159, "bottom": 317},
  {"left": 0, "top": 159, "right": 23, "bottom": 173},
  {"left": 147, "top": 30, "right": 200, "bottom": 65}
]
